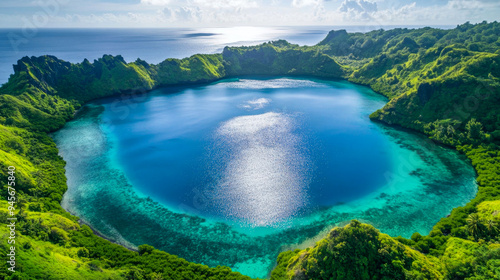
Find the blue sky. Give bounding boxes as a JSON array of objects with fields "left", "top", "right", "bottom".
[{"left": 1, "top": 0, "right": 499, "bottom": 28}]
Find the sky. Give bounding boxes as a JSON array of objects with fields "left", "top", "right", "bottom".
[{"left": 0, "top": 0, "right": 499, "bottom": 28}]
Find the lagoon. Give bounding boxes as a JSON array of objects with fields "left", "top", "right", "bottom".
[{"left": 53, "top": 77, "right": 476, "bottom": 278}]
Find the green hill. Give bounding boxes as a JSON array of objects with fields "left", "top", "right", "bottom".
[{"left": 271, "top": 220, "right": 443, "bottom": 280}]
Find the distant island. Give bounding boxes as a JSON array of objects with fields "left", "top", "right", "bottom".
[{"left": 0, "top": 21, "right": 499, "bottom": 280}]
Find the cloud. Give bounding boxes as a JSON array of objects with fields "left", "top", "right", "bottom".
[
  {"left": 141, "top": 0, "right": 170, "bottom": 5},
  {"left": 339, "top": 0, "right": 377, "bottom": 13},
  {"left": 338, "top": 0, "right": 377, "bottom": 21},
  {"left": 447, "top": 0, "right": 481, "bottom": 10},
  {"left": 161, "top": 6, "right": 202, "bottom": 22},
  {"left": 192, "top": 0, "right": 259, "bottom": 9},
  {"left": 376, "top": 2, "right": 416, "bottom": 23},
  {"left": 2, "top": 0, "right": 500, "bottom": 28},
  {"left": 141, "top": 0, "right": 258, "bottom": 9},
  {"left": 292, "top": 0, "right": 321, "bottom": 8},
  {"left": 143, "top": 0, "right": 260, "bottom": 24}
]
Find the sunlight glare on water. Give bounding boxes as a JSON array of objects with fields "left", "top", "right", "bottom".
[
  {"left": 203, "top": 26, "right": 290, "bottom": 44},
  {"left": 211, "top": 112, "right": 310, "bottom": 227},
  {"left": 238, "top": 98, "right": 272, "bottom": 110}
]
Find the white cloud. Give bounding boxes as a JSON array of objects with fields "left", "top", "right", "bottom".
[
  {"left": 339, "top": 0, "right": 377, "bottom": 13},
  {"left": 192, "top": 0, "right": 259, "bottom": 9},
  {"left": 292, "top": 0, "right": 321, "bottom": 8},
  {"left": 447, "top": 0, "right": 482, "bottom": 10},
  {"left": 161, "top": 6, "right": 202, "bottom": 22},
  {"left": 338, "top": 0, "right": 378, "bottom": 21},
  {"left": 375, "top": 2, "right": 416, "bottom": 24},
  {"left": 141, "top": 0, "right": 171, "bottom": 5},
  {"left": 1, "top": 0, "right": 500, "bottom": 27}
]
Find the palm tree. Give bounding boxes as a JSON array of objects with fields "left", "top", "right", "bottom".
[
  {"left": 466, "top": 213, "right": 484, "bottom": 240},
  {"left": 485, "top": 219, "right": 498, "bottom": 236}
]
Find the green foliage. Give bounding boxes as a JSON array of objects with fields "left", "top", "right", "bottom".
[
  {"left": 273, "top": 221, "right": 441, "bottom": 280},
  {"left": 269, "top": 250, "right": 300, "bottom": 280},
  {"left": 223, "top": 40, "right": 347, "bottom": 78},
  {"left": 138, "top": 244, "right": 154, "bottom": 256},
  {"left": 123, "top": 267, "right": 145, "bottom": 279},
  {"left": 77, "top": 247, "right": 90, "bottom": 258},
  {"left": 466, "top": 119, "right": 487, "bottom": 142},
  {"left": 20, "top": 218, "right": 49, "bottom": 240},
  {"left": 466, "top": 213, "right": 486, "bottom": 240},
  {"left": 49, "top": 227, "right": 69, "bottom": 245},
  {"left": 440, "top": 237, "right": 500, "bottom": 280}
]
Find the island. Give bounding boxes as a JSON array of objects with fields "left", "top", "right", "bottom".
[{"left": 0, "top": 21, "right": 499, "bottom": 280}]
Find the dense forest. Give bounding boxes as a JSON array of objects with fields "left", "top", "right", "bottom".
[{"left": 0, "top": 21, "right": 499, "bottom": 279}]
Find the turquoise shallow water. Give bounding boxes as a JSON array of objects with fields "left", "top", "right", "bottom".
[{"left": 53, "top": 78, "right": 477, "bottom": 278}]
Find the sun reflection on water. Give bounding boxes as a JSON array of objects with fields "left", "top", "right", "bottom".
[{"left": 210, "top": 112, "right": 310, "bottom": 227}]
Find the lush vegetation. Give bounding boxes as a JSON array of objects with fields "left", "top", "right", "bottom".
[
  {"left": 0, "top": 21, "right": 499, "bottom": 279},
  {"left": 222, "top": 40, "right": 346, "bottom": 78},
  {"left": 271, "top": 220, "right": 443, "bottom": 280}
]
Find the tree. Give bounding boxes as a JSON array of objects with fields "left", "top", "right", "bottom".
[
  {"left": 77, "top": 247, "right": 90, "bottom": 258},
  {"left": 466, "top": 213, "right": 484, "bottom": 240},
  {"left": 30, "top": 170, "right": 45, "bottom": 198},
  {"left": 447, "top": 125, "right": 455, "bottom": 137},
  {"left": 417, "top": 34, "right": 437, "bottom": 48},
  {"left": 484, "top": 219, "right": 498, "bottom": 236},
  {"left": 124, "top": 267, "right": 145, "bottom": 280},
  {"left": 138, "top": 244, "right": 155, "bottom": 256},
  {"left": 49, "top": 227, "right": 69, "bottom": 245},
  {"left": 465, "top": 119, "right": 484, "bottom": 141}
]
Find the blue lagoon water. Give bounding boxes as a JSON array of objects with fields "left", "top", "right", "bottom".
[{"left": 53, "top": 77, "right": 477, "bottom": 278}]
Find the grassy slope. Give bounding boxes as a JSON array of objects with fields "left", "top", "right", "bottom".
[{"left": 0, "top": 21, "right": 499, "bottom": 279}]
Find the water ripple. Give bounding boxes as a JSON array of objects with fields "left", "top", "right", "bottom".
[
  {"left": 211, "top": 112, "right": 310, "bottom": 227},
  {"left": 222, "top": 78, "right": 329, "bottom": 89},
  {"left": 238, "top": 98, "right": 272, "bottom": 110}
]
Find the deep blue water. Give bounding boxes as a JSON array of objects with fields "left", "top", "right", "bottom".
[
  {"left": 53, "top": 78, "right": 477, "bottom": 278},
  {"left": 101, "top": 78, "right": 392, "bottom": 226}
]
